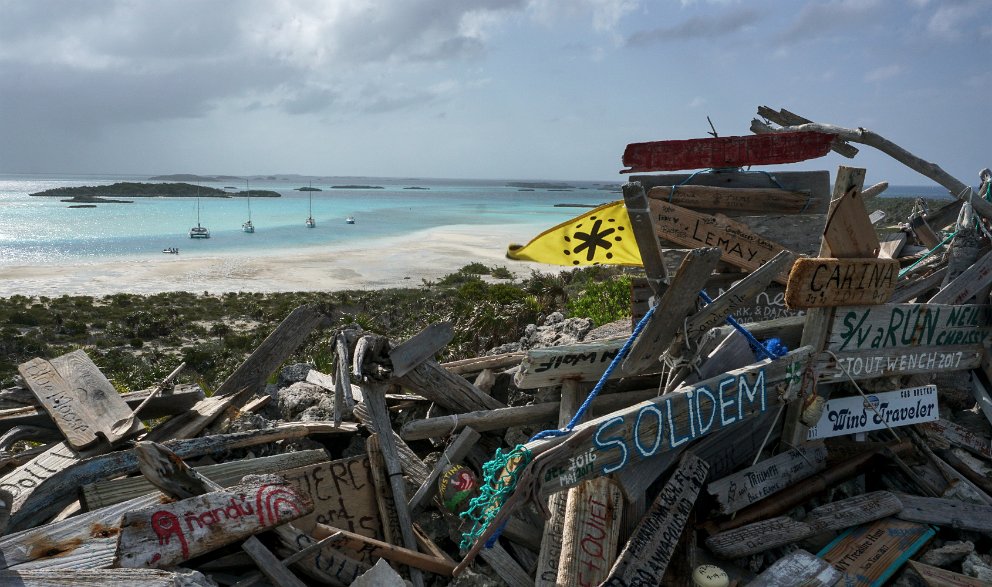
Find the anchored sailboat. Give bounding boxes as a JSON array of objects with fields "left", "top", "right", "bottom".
[
  {"left": 189, "top": 186, "right": 210, "bottom": 239},
  {"left": 306, "top": 182, "right": 316, "bottom": 228},
  {"left": 242, "top": 179, "right": 255, "bottom": 233}
]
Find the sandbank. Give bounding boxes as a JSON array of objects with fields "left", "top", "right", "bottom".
[{"left": 0, "top": 224, "right": 554, "bottom": 297}]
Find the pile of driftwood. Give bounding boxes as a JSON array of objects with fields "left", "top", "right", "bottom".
[{"left": 2, "top": 106, "right": 992, "bottom": 587}]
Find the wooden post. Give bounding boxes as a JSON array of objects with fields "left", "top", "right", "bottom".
[{"left": 623, "top": 182, "right": 670, "bottom": 293}]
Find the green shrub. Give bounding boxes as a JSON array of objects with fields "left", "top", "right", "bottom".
[{"left": 567, "top": 275, "right": 632, "bottom": 326}]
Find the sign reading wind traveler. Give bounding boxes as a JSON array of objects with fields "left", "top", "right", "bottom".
[
  {"left": 785, "top": 258, "right": 899, "bottom": 308},
  {"left": 621, "top": 131, "right": 835, "bottom": 173},
  {"left": 806, "top": 385, "right": 938, "bottom": 440}
]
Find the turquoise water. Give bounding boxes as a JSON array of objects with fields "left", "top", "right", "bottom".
[{"left": 0, "top": 174, "right": 619, "bottom": 265}]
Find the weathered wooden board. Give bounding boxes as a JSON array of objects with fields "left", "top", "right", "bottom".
[
  {"left": 388, "top": 322, "right": 453, "bottom": 378},
  {"left": 19, "top": 352, "right": 140, "bottom": 449},
  {"left": 0, "top": 568, "right": 216, "bottom": 586},
  {"left": 807, "top": 385, "right": 938, "bottom": 440},
  {"left": 895, "top": 493, "right": 992, "bottom": 533},
  {"left": 929, "top": 249, "right": 992, "bottom": 304},
  {"left": 558, "top": 477, "right": 624, "bottom": 586},
  {"left": 818, "top": 518, "right": 934, "bottom": 587},
  {"left": 515, "top": 338, "right": 630, "bottom": 389},
  {"left": 908, "top": 560, "right": 988, "bottom": 587},
  {"left": 280, "top": 456, "right": 382, "bottom": 541},
  {"left": 805, "top": 491, "right": 903, "bottom": 533},
  {"left": 622, "top": 131, "right": 835, "bottom": 173},
  {"left": 528, "top": 346, "right": 812, "bottom": 496},
  {"left": 602, "top": 453, "right": 708, "bottom": 586},
  {"left": 919, "top": 418, "right": 992, "bottom": 460},
  {"left": 744, "top": 549, "right": 841, "bottom": 587},
  {"left": 647, "top": 185, "right": 813, "bottom": 215},
  {"left": 115, "top": 476, "right": 313, "bottom": 568},
  {"left": 80, "top": 449, "right": 328, "bottom": 510},
  {"left": 784, "top": 258, "right": 899, "bottom": 308},
  {"left": 822, "top": 183, "right": 880, "bottom": 258},
  {"left": 646, "top": 200, "right": 795, "bottom": 283},
  {"left": 827, "top": 304, "right": 992, "bottom": 353},
  {"left": 707, "top": 442, "right": 827, "bottom": 515},
  {"left": 814, "top": 346, "right": 982, "bottom": 383}
]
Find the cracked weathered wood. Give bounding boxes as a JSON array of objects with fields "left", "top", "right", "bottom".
[
  {"left": 396, "top": 360, "right": 504, "bottom": 413},
  {"left": 0, "top": 568, "right": 217, "bottom": 586},
  {"left": 754, "top": 106, "right": 859, "bottom": 158},
  {"left": 707, "top": 442, "right": 827, "bottom": 515},
  {"left": 744, "top": 549, "right": 841, "bottom": 587},
  {"left": 389, "top": 322, "right": 454, "bottom": 378},
  {"left": 895, "top": 493, "right": 992, "bottom": 532},
  {"left": 623, "top": 181, "right": 670, "bottom": 293}
]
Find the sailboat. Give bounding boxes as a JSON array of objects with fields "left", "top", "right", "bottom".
[
  {"left": 305, "top": 182, "right": 316, "bottom": 228},
  {"left": 189, "top": 186, "right": 210, "bottom": 239},
  {"left": 242, "top": 179, "right": 255, "bottom": 233}
]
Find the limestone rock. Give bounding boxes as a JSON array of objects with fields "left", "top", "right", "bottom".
[{"left": 920, "top": 540, "right": 975, "bottom": 567}]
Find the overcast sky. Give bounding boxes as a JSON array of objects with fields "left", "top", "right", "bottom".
[{"left": 1, "top": 0, "right": 988, "bottom": 185}]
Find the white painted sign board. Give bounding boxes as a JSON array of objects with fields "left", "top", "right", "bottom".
[{"left": 807, "top": 385, "right": 938, "bottom": 440}]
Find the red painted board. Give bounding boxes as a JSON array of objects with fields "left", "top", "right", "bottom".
[{"left": 621, "top": 131, "right": 835, "bottom": 173}]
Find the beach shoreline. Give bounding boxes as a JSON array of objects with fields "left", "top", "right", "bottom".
[{"left": 0, "top": 223, "right": 552, "bottom": 297}]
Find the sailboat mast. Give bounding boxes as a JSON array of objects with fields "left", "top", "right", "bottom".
[{"left": 247, "top": 179, "right": 252, "bottom": 220}]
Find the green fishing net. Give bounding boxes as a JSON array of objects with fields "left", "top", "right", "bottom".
[{"left": 459, "top": 444, "right": 532, "bottom": 550}]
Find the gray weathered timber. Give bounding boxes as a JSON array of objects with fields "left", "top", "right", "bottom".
[
  {"left": 477, "top": 540, "right": 534, "bottom": 587},
  {"left": 814, "top": 345, "right": 982, "bottom": 383},
  {"left": 754, "top": 107, "right": 859, "bottom": 158},
  {"left": 408, "top": 427, "right": 480, "bottom": 512},
  {"left": 143, "top": 385, "right": 254, "bottom": 443},
  {"left": 81, "top": 449, "right": 328, "bottom": 510},
  {"left": 624, "top": 182, "right": 670, "bottom": 293},
  {"left": 514, "top": 338, "right": 633, "bottom": 389},
  {"left": 441, "top": 352, "right": 525, "bottom": 375},
  {"left": 784, "top": 258, "right": 899, "bottom": 308},
  {"left": 0, "top": 568, "right": 216, "bottom": 586},
  {"left": 631, "top": 169, "right": 831, "bottom": 214},
  {"left": 361, "top": 384, "right": 425, "bottom": 587},
  {"left": 895, "top": 493, "right": 992, "bottom": 532},
  {"left": 621, "top": 247, "right": 722, "bottom": 376},
  {"left": 928, "top": 248, "right": 992, "bottom": 304},
  {"left": 707, "top": 442, "right": 827, "bottom": 515},
  {"left": 528, "top": 346, "right": 812, "bottom": 497},
  {"left": 311, "top": 523, "right": 455, "bottom": 576},
  {"left": 648, "top": 184, "right": 813, "bottom": 214},
  {"left": 240, "top": 537, "right": 308, "bottom": 587},
  {"left": 804, "top": 491, "right": 903, "bottom": 532},
  {"left": 890, "top": 267, "right": 947, "bottom": 303},
  {"left": 743, "top": 549, "right": 841, "bottom": 587},
  {"left": 366, "top": 434, "right": 402, "bottom": 554},
  {"left": 215, "top": 304, "right": 326, "bottom": 398},
  {"left": 908, "top": 560, "right": 989, "bottom": 587},
  {"left": 602, "top": 453, "right": 708, "bottom": 586},
  {"left": 115, "top": 476, "right": 313, "bottom": 568},
  {"left": 0, "top": 422, "right": 351, "bottom": 533},
  {"left": 822, "top": 182, "right": 880, "bottom": 258},
  {"left": 396, "top": 360, "right": 505, "bottom": 413},
  {"left": 556, "top": 477, "right": 624, "bottom": 587},
  {"left": 919, "top": 418, "right": 992, "bottom": 460},
  {"left": 826, "top": 304, "right": 992, "bottom": 353},
  {"left": 389, "top": 322, "right": 454, "bottom": 378}
]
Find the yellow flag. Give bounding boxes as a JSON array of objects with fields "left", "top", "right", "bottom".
[{"left": 506, "top": 200, "right": 643, "bottom": 266}]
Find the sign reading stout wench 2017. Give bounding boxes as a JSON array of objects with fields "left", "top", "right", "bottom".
[
  {"left": 785, "top": 258, "right": 899, "bottom": 309},
  {"left": 807, "top": 385, "right": 938, "bottom": 440}
]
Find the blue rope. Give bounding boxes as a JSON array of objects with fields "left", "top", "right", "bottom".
[
  {"left": 528, "top": 304, "right": 657, "bottom": 442},
  {"left": 698, "top": 290, "right": 786, "bottom": 361}
]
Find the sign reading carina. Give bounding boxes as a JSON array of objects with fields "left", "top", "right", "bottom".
[{"left": 807, "top": 385, "right": 938, "bottom": 440}]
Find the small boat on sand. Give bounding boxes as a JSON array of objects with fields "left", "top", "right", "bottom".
[
  {"left": 162, "top": 247, "right": 179, "bottom": 254},
  {"left": 346, "top": 216, "right": 356, "bottom": 224},
  {"left": 243, "top": 180, "right": 255, "bottom": 233}
]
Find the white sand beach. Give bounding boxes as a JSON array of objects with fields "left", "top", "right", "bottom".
[{"left": 0, "top": 224, "right": 553, "bottom": 297}]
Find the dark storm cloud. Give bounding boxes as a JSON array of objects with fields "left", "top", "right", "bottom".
[{"left": 625, "top": 7, "right": 759, "bottom": 45}]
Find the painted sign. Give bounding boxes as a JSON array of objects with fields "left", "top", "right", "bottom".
[
  {"left": 785, "top": 258, "right": 899, "bottom": 308},
  {"left": 560, "top": 478, "right": 624, "bottom": 587},
  {"left": 815, "top": 347, "right": 982, "bottom": 383},
  {"left": 645, "top": 200, "right": 795, "bottom": 282},
  {"left": 116, "top": 478, "right": 313, "bottom": 568},
  {"left": 807, "top": 386, "right": 938, "bottom": 440},
  {"left": 828, "top": 304, "right": 992, "bottom": 352},
  {"left": 528, "top": 347, "right": 812, "bottom": 496},
  {"left": 707, "top": 442, "right": 827, "bottom": 514},
  {"left": 439, "top": 465, "right": 477, "bottom": 514},
  {"left": 621, "top": 131, "right": 835, "bottom": 173},
  {"left": 280, "top": 456, "right": 381, "bottom": 545},
  {"left": 818, "top": 518, "right": 935, "bottom": 587},
  {"left": 515, "top": 339, "right": 628, "bottom": 389}
]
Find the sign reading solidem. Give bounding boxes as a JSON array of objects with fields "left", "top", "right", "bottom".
[{"left": 807, "top": 385, "right": 938, "bottom": 440}]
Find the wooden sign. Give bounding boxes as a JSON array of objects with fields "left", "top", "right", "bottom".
[
  {"left": 602, "top": 453, "right": 708, "bottom": 586},
  {"left": 822, "top": 184, "right": 880, "bottom": 258},
  {"left": 621, "top": 131, "right": 835, "bottom": 173},
  {"left": 646, "top": 200, "right": 795, "bottom": 283},
  {"left": 647, "top": 185, "right": 813, "bottom": 215},
  {"left": 746, "top": 549, "right": 842, "bottom": 587},
  {"left": 559, "top": 478, "right": 624, "bottom": 586},
  {"left": 785, "top": 258, "right": 898, "bottom": 308},
  {"left": 908, "top": 560, "right": 988, "bottom": 587},
  {"left": 806, "top": 385, "right": 938, "bottom": 440},
  {"left": 707, "top": 442, "right": 827, "bottom": 514},
  {"left": 705, "top": 283, "right": 801, "bottom": 323},
  {"left": 929, "top": 248, "right": 992, "bottom": 304},
  {"left": 920, "top": 418, "right": 992, "bottom": 460},
  {"left": 115, "top": 476, "right": 313, "bottom": 568},
  {"left": 515, "top": 339, "right": 630, "bottom": 389},
  {"left": 827, "top": 304, "right": 992, "bottom": 353},
  {"left": 19, "top": 351, "right": 141, "bottom": 449},
  {"left": 438, "top": 465, "right": 477, "bottom": 514},
  {"left": 814, "top": 346, "right": 982, "bottom": 383},
  {"left": 818, "top": 518, "right": 934, "bottom": 587},
  {"left": 527, "top": 346, "right": 812, "bottom": 496}
]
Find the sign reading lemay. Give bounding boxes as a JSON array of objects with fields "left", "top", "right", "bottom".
[{"left": 807, "top": 385, "right": 938, "bottom": 440}]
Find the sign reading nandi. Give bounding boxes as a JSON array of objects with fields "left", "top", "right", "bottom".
[{"left": 115, "top": 475, "right": 313, "bottom": 568}]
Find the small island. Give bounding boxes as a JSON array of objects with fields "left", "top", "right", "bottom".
[
  {"left": 506, "top": 181, "right": 576, "bottom": 189},
  {"left": 297, "top": 186, "right": 323, "bottom": 191},
  {"left": 60, "top": 195, "right": 134, "bottom": 204},
  {"left": 31, "top": 182, "right": 281, "bottom": 199},
  {"left": 331, "top": 185, "right": 384, "bottom": 189},
  {"left": 404, "top": 186, "right": 430, "bottom": 190}
]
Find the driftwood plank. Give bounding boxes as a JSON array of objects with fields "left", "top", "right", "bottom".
[
  {"left": 602, "top": 453, "right": 708, "bottom": 586},
  {"left": 744, "top": 549, "right": 841, "bottom": 587},
  {"left": 814, "top": 346, "right": 982, "bottom": 383},
  {"left": 647, "top": 184, "right": 813, "bottom": 214},
  {"left": 645, "top": 200, "right": 796, "bottom": 283},
  {"left": 312, "top": 523, "right": 455, "bottom": 576},
  {"left": 621, "top": 132, "right": 834, "bottom": 173},
  {"left": 818, "top": 518, "right": 934, "bottom": 587},
  {"left": 388, "top": 323, "right": 453, "bottom": 379},
  {"left": 827, "top": 304, "right": 992, "bottom": 353},
  {"left": 919, "top": 418, "right": 992, "bottom": 460},
  {"left": 279, "top": 456, "right": 382, "bottom": 543},
  {"left": 0, "top": 568, "right": 216, "bottom": 586},
  {"left": 143, "top": 386, "right": 253, "bottom": 443},
  {"left": 821, "top": 182, "right": 880, "bottom": 258},
  {"left": 514, "top": 338, "right": 633, "bottom": 389},
  {"left": 707, "top": 442, "right": 827, "bottom": 515},
  {"left": 928, "top": 249, "right": 992, "bottom": 304},
  {"left": 556, "top": 477, "right": 624, "bottom": 586},
  {"left": 633, "top": 169, "right": 831, "bottom": 214},
  {"left": 908, "top": 560, "right": 988, "bottom": 587},
  {"left": 397, "top": 360, "right": 504, "bottom": 412},
  {"left": 114, "top": 475, "right": 313, "bottom": 568},
  {"left": 805, "top": 491, "right": 903, "bottom": 532},
  {"left": 784, "top": 258, "right": 899, "bottom": 308},
  {"left": 621, "top": 247, "right": 722, "bottom": 376},
  {"left": 806, "top": 385, "right": 938, "bottom": 440},
  {"left": 895, "top": 493, "right": 992, "bottom": 532},
  {"left": 18, "top": 358, "right": 111, "bottom": 449}
]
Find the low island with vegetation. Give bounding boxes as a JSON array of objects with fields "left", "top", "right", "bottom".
[{"left": 31, "top": 182, "right": 282, "bottom": 199}]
